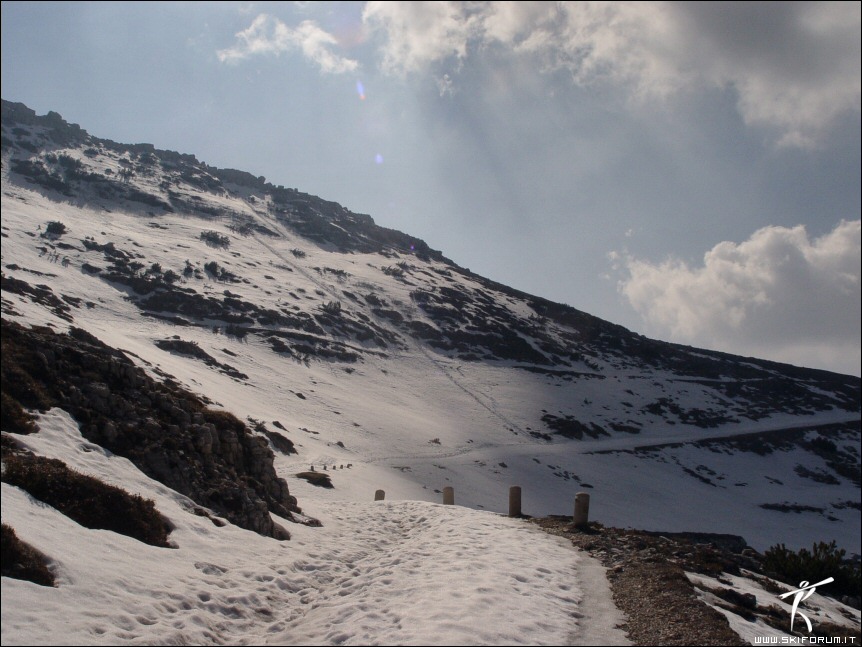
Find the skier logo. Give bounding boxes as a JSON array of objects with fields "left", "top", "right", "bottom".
[{"left": 778, "top": 577, "right": 834, "bottom": 632}]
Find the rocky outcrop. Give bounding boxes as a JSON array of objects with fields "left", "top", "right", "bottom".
[{"left": 1, "top": 319, "right": 299, "bottom": 540}]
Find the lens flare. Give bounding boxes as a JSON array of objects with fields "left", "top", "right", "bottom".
[
  {"left": 375, "top": 153, "right": 383, "bottom": 164},
  {"left": 356, "top": 80, "right": 366, "bottom": 101}
]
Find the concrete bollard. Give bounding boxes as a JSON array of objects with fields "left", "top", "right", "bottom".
[
  {"left": 508, "top": 486, "right": 522, "bottom": 517},
  {"left": 374, "top": 489, "right": 385, "bottom": 501},
  {"left": 574, "top": 492, "right": 590, "bottom": 527},
  {"left": 443, "top": 486, "right": 454, "bottom": 505}
]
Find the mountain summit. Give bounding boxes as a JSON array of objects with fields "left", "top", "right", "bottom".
[{"left": 1, "top": 99, "right": 859, "bottom": 555}]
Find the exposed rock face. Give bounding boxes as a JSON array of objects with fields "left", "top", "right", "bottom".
[{"left": 1, "top": 319, "right": 298, "bottom": 540}]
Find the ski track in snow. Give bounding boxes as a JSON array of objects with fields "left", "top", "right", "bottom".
[{"left": 413, "top": 339, "right": 530, "bottom": 438}]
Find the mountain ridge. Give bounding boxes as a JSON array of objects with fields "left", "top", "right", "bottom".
[{"left": 3, "top": 98, "right": 859, "bottom": 378}]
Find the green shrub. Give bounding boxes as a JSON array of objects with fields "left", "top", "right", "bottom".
[
  {"left": 295, "top": 471, "right": 333, "bottom": 488},
  {"left": 1, "top": 335, "right": 54, "bottom": 412},
  {"left": 45, "top": 220, "right": 66, "bottom": 236},
  {"left": 248, "top": 417, "right": 295, "bottom": 454},
  {"left": 1, "top": 392, "right": 38, "bottom": 434},
  {"left": 321, "top": 300, "right": 342, "bottom": 315},
  {"left": 224, "top": 323, "right": 249, "bottom": 339},
  {"left": 763, "top": 541, "right": 861, "bottom": 599},
  {"left": 200, "top": 230, "right": 230, "bottom": 248},
  {"left": 1, "top": 524, "right": 56, "bottom": 587},
  {"left": 56, "top": 154, "right": 83, "bottom": 178},
  {"left": 1, "top": 454, "right": 172, "bottom": 548},
  {"left": 202, "top": 408, "right": 246, "bottom": 433},
  {"left": 203, "top": 260, "right": 236, "bottom": 282}
]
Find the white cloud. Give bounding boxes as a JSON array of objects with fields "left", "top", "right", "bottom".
[
  {"left": 480, "top": 1, "right": 557, "bottom": 46},
  {"left": 672, "top": 2, "right": 862, "bottom": 147},
  {"left": 359, "top": 1, "right": 860, "bottom": 146},
  {"left": 523, "top": 3, "right": 686, "bottom": 96},
  {"left": 617, "top": 220, "right": 861, "bottom": 375},
  {"left": 217, "top": 14, "right": 358, "bottom": 74},
  {"left": 361, "top": 1, "right": 480, "bottom": 76},
  {"left": 216, "top": 4, "right": 859, "bottom": 143}
]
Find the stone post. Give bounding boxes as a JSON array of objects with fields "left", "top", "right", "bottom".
[
  {"left": 443, "top": 486, "right": 454, "bottom": 505},
  {"left": 508, "top": 486, "right": 522, "bottom": 517},
  {"left": 574, "top": 492, "right": 590, "bottom": 527},
  {"left": 374, "top": 489, "right": 385, "bottom": 501}
]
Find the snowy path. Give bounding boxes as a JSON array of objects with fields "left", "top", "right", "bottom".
[
  {"left": 2, "top": 410, "right": 630, "bottom": 646},
  {"left": 270, "top": 501, "right": 629, "bottom": 646}
]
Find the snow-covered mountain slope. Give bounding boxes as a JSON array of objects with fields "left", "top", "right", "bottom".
[{"left": 1, "top": 99, "right": 859, "bottom": 556}]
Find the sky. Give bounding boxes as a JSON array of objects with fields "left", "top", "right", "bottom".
[{"left": 1, "top": 1, "right": 860, "bottom": 376}]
